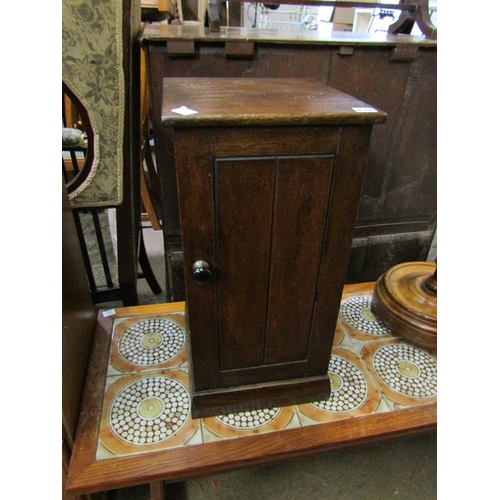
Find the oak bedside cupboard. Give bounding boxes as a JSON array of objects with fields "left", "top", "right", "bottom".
[{"left": 161, "top": 78, "right": 386, "bottom": 418}]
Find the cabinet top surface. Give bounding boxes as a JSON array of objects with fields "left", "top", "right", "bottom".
[{"left": 161, "top": 78, "right": 387, "bottom": 127}]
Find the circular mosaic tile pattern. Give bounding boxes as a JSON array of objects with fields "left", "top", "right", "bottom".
[
  {"left": 372, "top": 343, "right": 437, "bottom": 398},
  {"left": 340, "top": 296, "right": 392, "bottom": 335},
  {"left": 108, "top": 376, "right": 190, "bottom": 445},
  {"left": 117, "top": 318, "right": 185, "bottom": 366},
  {"left": 310, "top": 355, "right": 368, "bottom": 413},
  {"left": 215, "top": 408, "right": 282, "bottom": 430}
]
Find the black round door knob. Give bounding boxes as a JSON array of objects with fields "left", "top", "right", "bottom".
[{"left": 192, "top": 260, "right": 212, "bottom": 284}]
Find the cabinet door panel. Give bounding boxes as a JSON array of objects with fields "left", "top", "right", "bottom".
[
  {"left": 216, "top": 158, "right": 275, "bottom": 370},
  {"left": 215, "top": 155, "right": 336, "bottom": 375},
  {"left": 265, "top": 155, "right": 335, "bottom": 364}
]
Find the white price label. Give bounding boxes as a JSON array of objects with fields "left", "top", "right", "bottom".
[
  {"left": 171, "top": 106, "right": 198, "bottom": 116},
  {"left": 352, "top": 107, "right": 378, "bottom": 113}
]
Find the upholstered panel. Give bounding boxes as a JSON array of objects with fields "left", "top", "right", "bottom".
[{"left": 62, "top": 0, "right": 125, "bottom": 207}]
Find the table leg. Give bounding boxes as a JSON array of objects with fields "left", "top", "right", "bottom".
[{"left": 149, "top": 481, "right": 165, "bottom": 500}]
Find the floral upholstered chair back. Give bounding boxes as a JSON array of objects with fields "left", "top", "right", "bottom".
[{"left": 62, "top": 0, "right": 126, "bottom": 208}]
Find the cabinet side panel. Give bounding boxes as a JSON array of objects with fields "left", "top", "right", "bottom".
[
  {"left": 265, "top": 155, "right": 335, "bottom": 364},
  {"left": 216, "top": 158, "right": 276, "bottom": 370}
]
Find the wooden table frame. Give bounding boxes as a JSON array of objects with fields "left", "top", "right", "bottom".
[{"left": 65, "top": 286, "right": 437, "bottom": 498}]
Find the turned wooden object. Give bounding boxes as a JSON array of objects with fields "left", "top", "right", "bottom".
[{"left": 371, "top": 261, "right": 437, "bottom": 350}]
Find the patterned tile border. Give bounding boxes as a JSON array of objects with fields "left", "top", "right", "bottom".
[{"left": 96, "top": 290, "right": 437, "bottom": 459}]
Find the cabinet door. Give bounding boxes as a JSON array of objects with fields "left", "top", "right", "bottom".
[
  {"left": 216, "top": 155, "right": 335, "bottom": 382},
  {"left": 174, "top": 126, "right": 370, "bottom": 392}
]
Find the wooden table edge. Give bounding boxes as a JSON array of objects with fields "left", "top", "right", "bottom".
[
  {"left": 67, "top": 404, "right": 436, "bottom": 495},
  {"left": 140, "top": 24, "right": 438, "bottom": 47},
  {"left": 66, "top": 287, "right": 437, "bottom": 496}
]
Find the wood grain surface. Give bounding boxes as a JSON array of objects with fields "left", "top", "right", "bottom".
[{"left": 161, "top": 78, "right": 386, "bottom": 127}]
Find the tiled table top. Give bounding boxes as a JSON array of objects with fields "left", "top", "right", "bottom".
[
  {"left": 66, "top": 282, "right": 437, "bottom": 496},
  {"left": 97, "top": 283, "right": 437, "bottom": 459}
]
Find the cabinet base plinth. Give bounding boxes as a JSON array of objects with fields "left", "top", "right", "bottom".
[{"left": 191, "top": 375, "right": 331, "bottom": 419}]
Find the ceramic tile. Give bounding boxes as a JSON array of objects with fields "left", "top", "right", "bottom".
[
  {"left": 96, "top": 442, "right": 115, "bottom": 460},
  {"left": 360, "top": 338, "right": 437, "bottom": 407},
  {"left": 106, "top": 364, "right": 123, "bottom": 377},
  {"left": 343, "top": 335, "right": 369, "bottom": 356},
  {"left": 95, "top": 286, "right": 437, "bottom": 461},
  {"left": 296, "top": 347, "right": 381, "bottom": 425},
  {"left": 201, "top": 405, "right": 301, "bottom": 442},
  {"left": 332, "top": 324, "right": 346, "bottom": 347},
  {"left": 107, "top": 314, "right": 188, "bottom": 376},
  {"left": 373, "top": 394, "right": 395, "bottom": 414},
  {"left": 334, "top": 327, "right": 358, "bottom": 356},
  {"left": 338, "top": 294, "right": 396, "bottom": 343},
  {"left": 201, "top": 425, "right": 225, "bottom": 444},
  {"left": 99, "top": 369, "right": 201, "bottom": 458}
]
